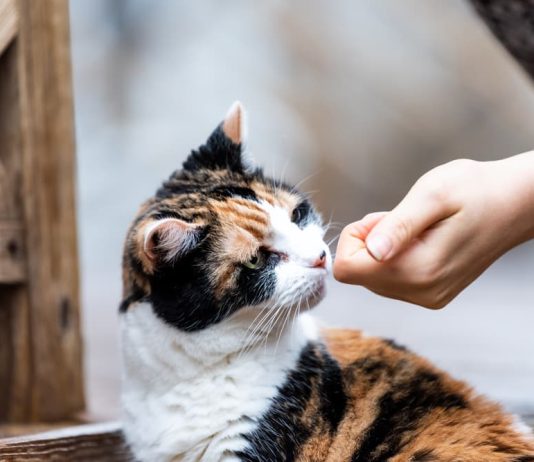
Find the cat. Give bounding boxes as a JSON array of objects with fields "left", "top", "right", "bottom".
[{"left": 120, "top": 102, "right": 534, "bottom": 462}]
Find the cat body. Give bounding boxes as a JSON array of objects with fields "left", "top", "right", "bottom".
[{"left": 120, "top": 102, "right": 534, "bottom": 461}]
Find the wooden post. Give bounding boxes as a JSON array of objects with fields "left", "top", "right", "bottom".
[{"left": 0, "top": 0, "right": 84, "bottom": 422}]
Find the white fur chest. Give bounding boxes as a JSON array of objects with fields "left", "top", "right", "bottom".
[{"left": 120, "top": 303, "right": 316, "bottom": 462}]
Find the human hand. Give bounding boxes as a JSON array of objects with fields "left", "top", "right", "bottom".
[{"left": 333, "top": 153, "right": 534, "bottom": 308}]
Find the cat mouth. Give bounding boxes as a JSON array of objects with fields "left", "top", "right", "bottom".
[
  {"left": 307, "top": 277, "right": 327, "bottom": 304},
  {"left": 298, "top": 273, "right": 327, "bottom": 310}
]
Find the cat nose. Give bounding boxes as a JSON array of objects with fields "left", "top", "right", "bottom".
[{"left": 311, "top": 250, "right": 327, "bottom": 269}]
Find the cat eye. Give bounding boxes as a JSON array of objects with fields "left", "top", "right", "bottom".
[
  {"left": 291, "top": 200, "right": 311, "bottom": 225},
  {"left": 243, "top": 253, "right": 264, "bottom": 270}
]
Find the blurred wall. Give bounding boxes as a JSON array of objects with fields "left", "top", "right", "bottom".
[{"left": 69, "top": 0, "right": 534, "bottom": 419}]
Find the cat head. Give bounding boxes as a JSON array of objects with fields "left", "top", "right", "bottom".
[{"left": 121, "top": 102, "right": 331, "bottom": 331}]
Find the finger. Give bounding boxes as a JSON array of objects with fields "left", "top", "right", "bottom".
[
  {"left": 365, "top": 184, "right": 457, "bottom": 261},
  {"left": 333, "top": 215, "right": 386, "bottom": 284},
  {"left": 360, "top": 211, "right": 388, "bottom": 231},
  {"left": 336, "top": 212, "right": 387, "bottom": 258}
]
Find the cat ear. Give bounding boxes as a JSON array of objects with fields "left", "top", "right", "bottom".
[
  {"left": 222, "top": 101, "right": 247, "bottom": 146},
  {"left": 183, "top": 101, "right": 254, "bottom": 173},
  {"left": 139, "top": 218, "right": 201, "bottom": 269}
]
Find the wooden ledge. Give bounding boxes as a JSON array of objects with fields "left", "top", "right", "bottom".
[{"left": 0, "top": 422, "right": 133, "bottom": 461}]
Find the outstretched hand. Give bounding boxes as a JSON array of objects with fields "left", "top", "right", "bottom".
[{"left": 333, "top": 154, "right": 534, "bottom": 308}]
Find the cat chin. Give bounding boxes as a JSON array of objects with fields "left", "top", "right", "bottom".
[
  {"left": 234, "top": 278, "right": 326, "bottom": 325},
  {"left": 299, "top": 278, "right": 327, "bottom": 310},
  {"left": 279, "top": 277, "right": 327, "bottom": 314}
]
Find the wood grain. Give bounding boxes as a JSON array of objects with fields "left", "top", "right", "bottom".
[
  {"left": 0, "top": 39, "right": 26, "bottom": 285},
  {"left": 0, "top": 0, "right": 17, "bottom": 56},
  {"left": 0, "top": 286, "right": 31, "bottom": 422},
  {"left": 0, "top": 423, "right": 133, "bottom": 461},
  {"left": 15, "top": 0, "right": 84, "bottom": 421},
  {"left": 0, "top": 34, "right": 31, "bottom": 422},
  {"left": 0, "top": 220, "right": 26, "bottom": 283},
  {"left": 0, "top": 0, "right": 84, "bottom": 422}
]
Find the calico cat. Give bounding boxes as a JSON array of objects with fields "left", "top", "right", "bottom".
[{"left": 120, "top": 102, "right": 534, "bottom": 462}]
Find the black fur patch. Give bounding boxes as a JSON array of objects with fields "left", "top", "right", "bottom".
[
  {"left": 318, "top": 348, "right": 347, "bottom": 431},
  {"left": 183, "top": 125, "right": 245, "bottom": 173},
  {"left": 237, "top": 343, "right": 347, "bottom": 462},
  {"left": 412, "top": 448, "right": 437, "bottom": 461},
  {"left": 383, "top": 338, "right": 409, "bottom": 352},
  {"left": 118, "top": 283, "right": 148, "bottom": 313},
  {"left": 148, "top": 240, "right": 278, "bottom": 331},
  {"left": 350, "top": 361, "right": 466, "bottom": 462},
  {"left": 209, "top": 185, "right": 258, "bottom": 201}
]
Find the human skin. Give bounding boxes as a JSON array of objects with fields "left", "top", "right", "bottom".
[{"left": 333, "top": 151, "right": 534, "bottom": 308}]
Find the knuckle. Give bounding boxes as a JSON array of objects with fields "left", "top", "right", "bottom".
[
  {"left": 341, "top": 223, "right": 354, "bottom": 234},
  {"left": 416, "top": 173, "right": 448, "bottom": 205},
  {"left": 387, "top": 214, "right": 413, "bottom": 245},
  {"left": 447, "top": 158, "right": 476, "bottom": 171},
  {"left": 362, "top": 211, "right": 388, "bottom": 222},
  {"left": 341, "top": 222, "right": 363, "bottom": 240},
  {"left": 425, "top": 180, "right": 448, "bottom": 204}
]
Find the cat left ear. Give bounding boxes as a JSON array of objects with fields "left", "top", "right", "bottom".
[
  {"left": 222, "top": 101, "right": 247, "bottom": 146},
  {"left": 138, "top": 218, "right": 201, "bottom": 272},
  {"left": 183, "top": 101, "right": 254, "bottom": 173}
]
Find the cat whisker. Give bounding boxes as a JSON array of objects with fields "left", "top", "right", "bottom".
[
  {"left": 244, "top": 297, "right": 291, "bottom": 357},
  {"left": 238, "top": 304, "right": 276, "bottom": 358},
  {"left": 274, "top": 302, "right": 294, "bottom": 355},
  {"left": 262, "top": 304, "right": 285, "bottom": 354},
  {"left": 324, "top": 223, "right": 343, "bottom": 231},
  {"left": 289, "top": 295, "right": 304, "bottom": 350},
  {"left": 327, "top": 234, "right": 341, "bottom": 247},
  {"left": 279, "top": 160, "right": 290, "bottom": 187},
  {"left": 238, "top": 304, "right": 280, "bottom": 358},
  {"left": 301, "top": 189, "right": 320, "bottom": 197},
  {"left": 290, "top": 297, "right": 300, "bottom": 338},
  {"left": 291, "top": 172, "right": 320, "bottom": 193}
]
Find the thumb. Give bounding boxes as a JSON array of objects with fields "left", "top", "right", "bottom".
[{"left": 366, "top": 184, "right": 455, "bottom": 261}]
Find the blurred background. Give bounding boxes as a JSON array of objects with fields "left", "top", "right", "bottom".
[{"left": 69, "top": 0, "right": 534, "bottom": 420}]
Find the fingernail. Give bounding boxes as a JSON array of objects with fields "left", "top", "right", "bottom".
[{"left": 366, "top": 234, "right": 392, "bottom": 261}]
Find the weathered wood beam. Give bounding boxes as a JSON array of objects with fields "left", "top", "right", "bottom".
[
  {"left": 0, "top": 37, "right": 26, "bottom": 285},
  {"left": 0, "top": 220, "right": 26, "bottom": 283},
  {"left": 0, "top": 0, "right": 17, "bottom": 56},
  {"left": 14, "top": 0, "right": 84, "bottom": 421},
  {"left": 0, "top": 33, "right": 31, "bottom": 423},
  {"left": 0, "top": 0, "right": 84, "bottom": 422}
]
